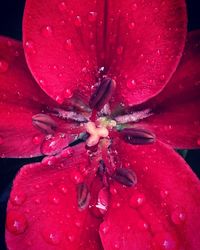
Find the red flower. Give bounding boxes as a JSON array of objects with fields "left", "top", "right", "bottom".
[{"left": 0, "top": 0, "right": 200, "bottom": 249}]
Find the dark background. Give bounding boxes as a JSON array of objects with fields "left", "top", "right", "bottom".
[{"left": 0, "top": 0, "right": 200, "bottom": 249}]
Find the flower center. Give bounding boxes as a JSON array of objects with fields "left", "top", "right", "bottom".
[{"left": 85, "top": 122, "right": 109, "bottom": 147}]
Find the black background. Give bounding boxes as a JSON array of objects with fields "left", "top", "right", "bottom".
[{"left": 0, "top": 0, "right": 200, "bottom": 249}]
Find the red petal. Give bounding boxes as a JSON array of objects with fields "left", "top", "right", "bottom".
[
  {"left": 23, "top": 0, "right": 186, "bottom": 105},
  {"left": 137, "top": 30, "right": 200, "bottom": 149},
  {"left": 6, "top": 144, "right": 103, "bottom": 250},
  {"left": 0, "top": 36, "right": 59, "bottom": 158},
  {"left": 100, "top": 140, "right": 200, "bottom": 250}
]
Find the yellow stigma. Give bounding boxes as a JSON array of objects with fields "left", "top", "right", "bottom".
[{"left": 85, "top": 122, "right": 109, "bottom": 147}]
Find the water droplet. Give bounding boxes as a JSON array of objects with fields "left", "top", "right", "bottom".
[
  {"left": 50, "top": 195, "right": 60, "bottom": 204},
  {"left": 42, "top": 230, "right": 62, "bottom": 245},
  {"left": 55, "top": 95, "right": 64, "bottom": 104},
  {"left": 70, "top": 170, "right": 83, "bottom": 184},
  {"left": 64, "top": 88, "right": 73, "bottom": 99},
  {"left": 160, "top": 74, "right": 165, "bottom": 81},
  {"left": 41, "top": 133, "right": 69, "bottom": 155},
  {"left": 34, "top": 198, "right": 41, "bottom": 204},
  {"left": 126, "top": 79, "right": 136, "bottom": 89},
  {"left": 138, "top": 219, "right": 149, "bottom": 230},
  {"left": 100, "top": 221, "right": 109, "bottom": 234},
  {"left": 6, "top": 211, "right": 27, "bottom": 235},
  {"left": 113, "top": 241, "right": 120, "bottom": 249},
  {"left": 153, "top": 232, "right": 178, "bottom": 250},
  {"left": 32, "top": 135, "right": 42, "bottom": 145},
  {"left": 58, "top": 1, "right": 67, "bottom": 12},
  {"left": 160, "top": 190, "right": 169, "bottom": 199},
  {"left": 109, "top": 185, "right": 118, "bottom": 195},
  {"left": 74, "top": 16, "right": 82, "bottom": 27},
  {"left": 156, "top": 49, "right": 161, "bottom": 55},
  {"left": 130, "top": 193, "right": 146, "bottom": 208},
  {"left": 88, "top": 11, "right": 97, "bottom": 22},
  {"left": 25, "top": 40, "right": 36, "bottom": 54},
  {"left": 58, "top": 184, "right": 67, "bottom": 194},
  {"left": 128, "top": 22, "right": 135, "bottom": 30},
  {"left": 171, "top": 208, "right": 186, "bottom": 225},
  {"left": 64, "top": 39, "right": 73, "bottom": 50},
  {"left": 117, "top": 46, "right": 124, "bottom": 55},
  {"left": 10, "top": 193, "right": 26, "bottom": 206},
  {"left": 41, "top": 25, "right": 53, "bottom": 37},
  {"left": 0, "top": 59, "right": 9, "bottom": 73},
  {"left": 132, "top": 3, "right": 138, "bottom": 11},
  {"left": 68, "top": 234, "right": 75, "bottom": 242},
  {"left": 96, "top": 187, "right": 109, "bottom": 214}
]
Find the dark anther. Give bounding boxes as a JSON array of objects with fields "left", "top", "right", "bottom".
[
  {"left": 77, "top": 182, "right": 90, "bottom": 210},
  {"left": 121, "top": 128, "right": 155, "bottom": 145},
  {"left": 89, "top": 77, "right": 116, "bottom": 110},
  {"left": 113, "top": 168, "right": 137, "bottom": 187},
  {"left": 32, "top": 114, "right": 57, "bottom": 134},
  {"left": 97, "top": 160, "right": 106, "bottom": 176}
]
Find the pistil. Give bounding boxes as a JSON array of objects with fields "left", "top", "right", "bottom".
[{"left": 85, "top": 122, "right": 109, "bottom": 147}]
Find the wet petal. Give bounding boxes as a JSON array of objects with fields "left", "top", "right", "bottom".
[
  {"left": 100, "top": 140, "right": 200, "bottom": 250},
  {"left": 0, "top": 36, "right": 57, "bottom": 158},
  {"left": 23, "top": 0, "right": 186, "bottom": 105},
  {"left": 137, "top": 30, "right": 200, "bottom": 149},
  {"left": 6, "top": 144, "right": 103, "bottom": 250}
]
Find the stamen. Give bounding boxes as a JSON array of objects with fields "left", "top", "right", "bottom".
[
  {"left": 85, "top": 122, "right": 109, "bottom": 147},
  {"left": 77, "top": 182, "right": 90, "bottom": 210},
  {"left": 89, "top": 77, "right": 116, "bottom": 110},
  {"left": 121, "top": 128, "right": 155, "bottom": 145},
  {"left": 114, "top": 109, "right": 152, "bottom": 124},
  {"left": 113, "top": 168, "right": 137, "bottom": 187},
  {"left": 32, "top": 114, "right": 57, "bottom": 134},
  {"left": 49, "top": 108, "right": 88, "bottom": 123}
]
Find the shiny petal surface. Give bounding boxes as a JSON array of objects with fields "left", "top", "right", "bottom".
[
  {"left": 23, "top": 0, "right": 186, "bottom": 105},
  {"left": 137, "top": 30, "right": 200, "bottom": 149},
  {"left": 6, "top": 144, "right": 103, "bottom": 250},
  {"left": 0, "top": 36, "right": 59, "bottom": 158},
  {"left": 100, "top": 140, "right": 200, "bottom": 250}
]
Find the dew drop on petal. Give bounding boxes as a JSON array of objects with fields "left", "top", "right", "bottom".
[
  {"left": 50, "top": 195, "right": 60, "bottom": 205},
  {"left": 74, "top": 16, "right": 82, "bottom": 27},
  {"left": 160, "top": 190, "right": 169, "bottom": 199},
  {"left": 32, "top": 135, "right": 42, "bottom": 145},
  {"left": 42, "top": 230, "right": 62, "bottom": 245},
  {"left": 58, "top": 184, "right": 67, "bottom": 194},
  {"left": 25, "top": 40, "right": 36, "bottom": 54},
  {"left": 6, "top": 211, "right": 28, "bottom": 235},
  {"left": 55, "top": 95, "right": 64, "bottom": 104},
  {"left": 88, "top": 11, "right": 97, "bottom": 22},
  {"left": 132, "top": 3, "right": 137, "bottom": 11},
  {"left": 127, "top": 79, "right": 136, "bottom": 89},
  {"left": 0, "top": 59, "right": 9, "bottom": 73},
  {"left": 100, "top": 221, "right": 109, "bottom": 234},
  {"left": 58, "top": 1, "right": 67, "bottom": 12},
  {"left": 129, "top": 192, "right": 146, "bottom": 208},
  {"left": 64, "top": 39, "right": 73, "bottom": 50},
  {"left": 128, "top": 22, "right": 135, "bottom": 30},
  {"left": 70, "top": 170, "right": 83, "bottom": 184},
  {"left": 64, "top": 88, "right": 73, "bottom": 99},
  {"left": 153, "top": 232, "right": 178, "bottom": 250},
  {"left": 10, "top": 193, "right": 26, "bottom": 206},
  {"left": 171, "top": 208, "right": 186, "bottom": 225},
  {"left": 41, "top": 25, "right": 53, "bottom": 37}
]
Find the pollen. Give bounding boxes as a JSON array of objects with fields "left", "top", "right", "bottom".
[{"left": 85, "top": 122, "right": 109, "bottom": 147}]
